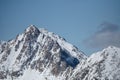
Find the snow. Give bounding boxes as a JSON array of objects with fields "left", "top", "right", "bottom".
[
  {"left": 18, "top": 68, "right": 46, "bottom": 80},
  {"left": 38, "top": 28, "right": 86, "bottom": 60},
  {"left": 25, "top": 25, "right": 36, "bottom": 32},
  {"left": 1, "top": 26, "right": 120, "bottom": 80},
  {"left": 17, "top": 67, "right": 61, "bottom": 80},
  {"left": 17, "top": 34, "right": 24, "bottom": 41},
  {"left": 72, "top": 46, "right": 120, "bottom": 80}
]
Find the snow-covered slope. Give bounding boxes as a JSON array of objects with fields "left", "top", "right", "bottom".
[
  {"left": 71, "top": 46, "right": 120, "bottom": 80},
  {"left": 0, "top": 25, "right": 87, "bottom": 80},
  {"left": 0, "top": 25, "right": 120, "bottom": 80}
]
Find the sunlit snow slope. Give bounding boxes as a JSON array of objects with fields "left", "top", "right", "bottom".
[{"left": 71, "top": 46, "right": 120, "bottom": 80}]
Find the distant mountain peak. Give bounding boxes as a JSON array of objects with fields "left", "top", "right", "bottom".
[{"left": 71, "top": 46, "right": 120, "bottom": 80}]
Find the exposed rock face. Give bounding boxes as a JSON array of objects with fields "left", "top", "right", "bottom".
[{"left": 0, "top": 25, "right": 86, "bottom": 80}]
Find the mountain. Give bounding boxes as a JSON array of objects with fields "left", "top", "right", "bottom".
[
  {"left": 71, "top": 46, "right": 120, "bottom": 80},
  {"left": 0, "top": 25, "right": 120, "bottom": 80},
  {"left": 0, "top": 25, "right": 87, "bottom": 80}
]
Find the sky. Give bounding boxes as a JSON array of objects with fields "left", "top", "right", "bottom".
[{"left": 0, "top": 0, "right": 120, "bottom": 55}]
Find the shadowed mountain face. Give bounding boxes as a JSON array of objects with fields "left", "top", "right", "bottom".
[
  {"left": 0, "top": 25, "right": 86, "bottom": 80},
  {"left": 0, "top": 25, "right": 120, "bottom": 80},
  {"left": 60, "top": 50, "right": 79, "bottom": 68}
]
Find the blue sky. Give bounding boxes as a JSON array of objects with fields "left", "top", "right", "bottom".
[{"left": 0, "top": 0, "right": 120, "bottom": 55}]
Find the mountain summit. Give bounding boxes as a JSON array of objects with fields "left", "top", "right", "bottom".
[
  {"left": 0, "top": 25, "right": 120, "bottom": 80},
  {"left": 71, "top": 46, "right": 120, "bottom": 80},
  {"left": 0, "top": 25, "right": 86, "bottom": 80}
]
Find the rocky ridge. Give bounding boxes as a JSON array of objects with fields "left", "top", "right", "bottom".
[{"left": 0, "top": 25, "right": 120, "bottom": 80}]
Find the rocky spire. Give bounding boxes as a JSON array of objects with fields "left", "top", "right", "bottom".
[{"left": 24, "top": 25, "right": 40, "bottom": 41}]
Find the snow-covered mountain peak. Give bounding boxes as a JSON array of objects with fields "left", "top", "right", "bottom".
[
  {"left": 83, "top": 46, "right": 120, "bottom": 66},
  {"left": 71, "top": 46, "right": 120, "bottom": 80},
  {"left": 0, "top": 25, "right": 120, "bottom": 80},
  {"left": 98, "top": 46, "right": 120, "bottom": 59},
  {"left": 103, "top": 45, "right": 117, "bottom": 51},
  {"left": 25, "top": 25, "right": 40, "bottom": 35},
  {"left": 25, "top": 25, "right": 38, "bottom": 32},
  {"left": 0, "top": 26, "right": 87, "bottom": 80},
  {"left": 25, "top": 26, "right": 86, "bottom": 59},
  {"left": 24, "top": 25, "right": 62, "bottom": 42}
]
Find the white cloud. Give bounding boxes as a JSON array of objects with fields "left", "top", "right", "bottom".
[{"left": 84, "top": 22, "right": 120, "bottom": 48}]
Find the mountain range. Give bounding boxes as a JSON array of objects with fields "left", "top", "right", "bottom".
[{"left": 0, "top": 25, "right": 120, "bottom": 80}]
